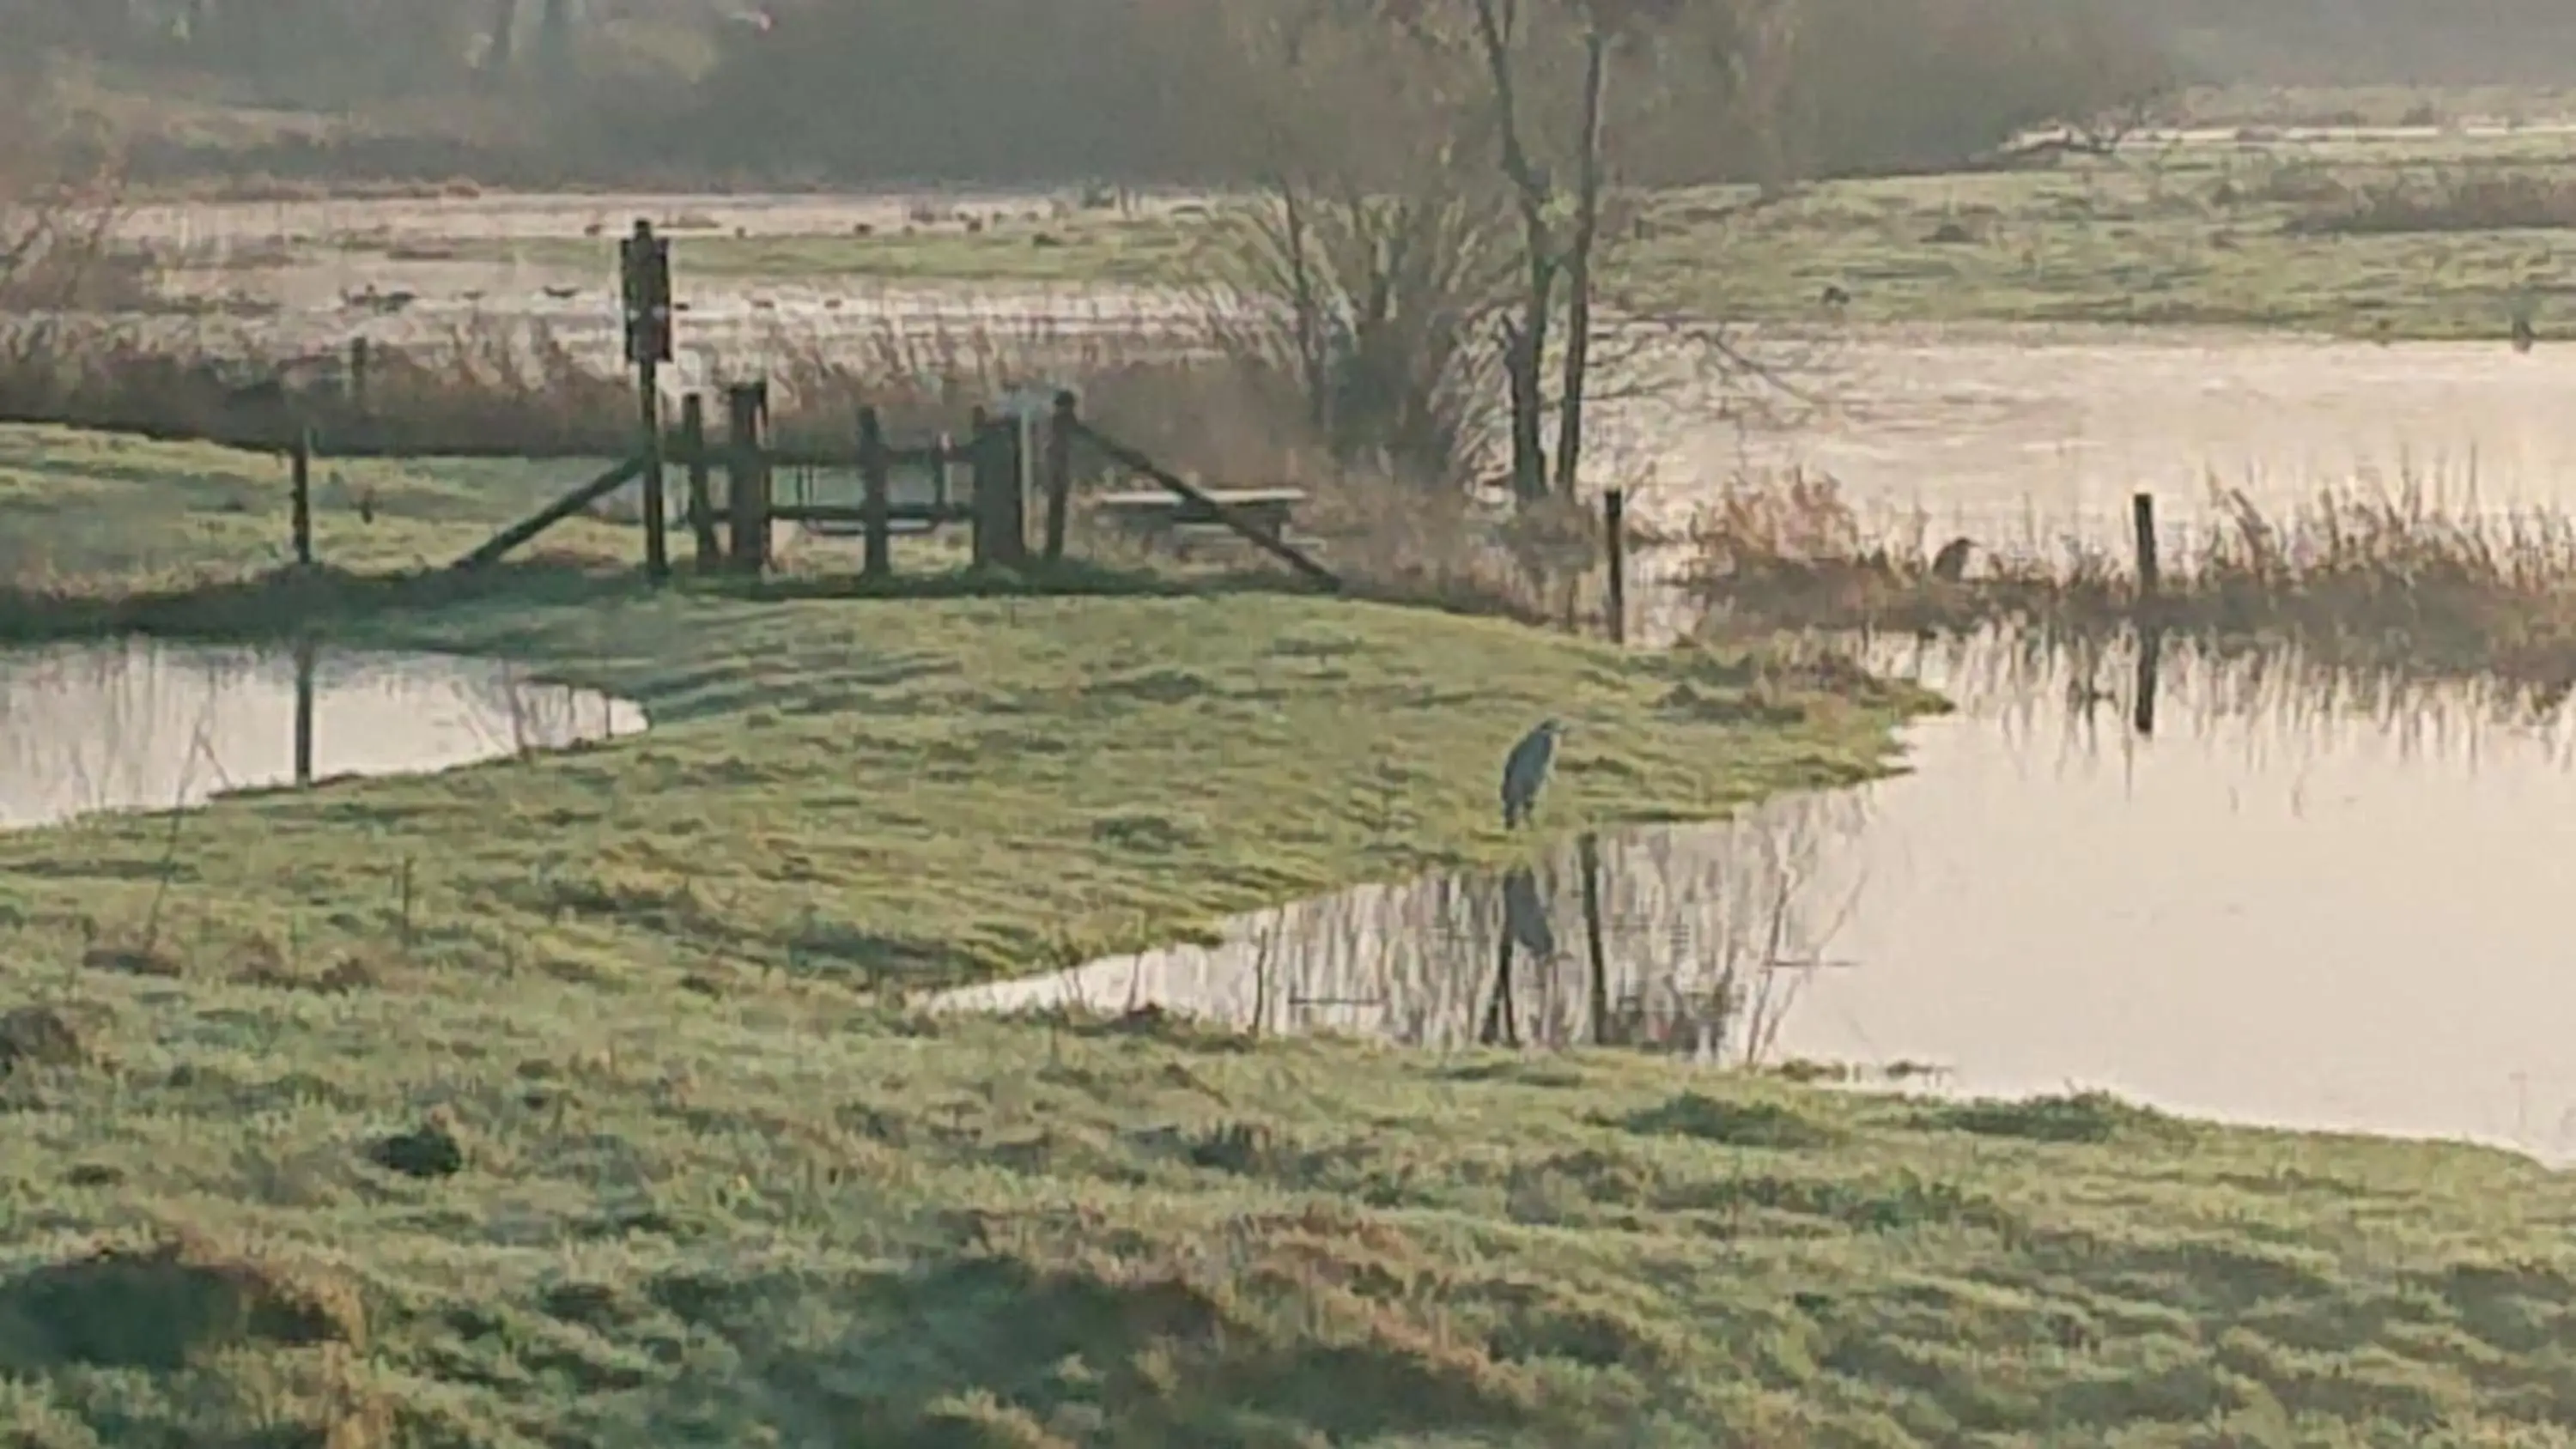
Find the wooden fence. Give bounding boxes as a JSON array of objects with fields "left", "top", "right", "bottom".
[{"left": 447, "top": 385, "right": 1345, "bottom": 589}]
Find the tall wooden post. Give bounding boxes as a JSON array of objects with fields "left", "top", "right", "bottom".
[
  {"left": 969, "top": 407, "right": 1029, "bottom": 568},
  {"left": 1042, "top": 390, "right": 1078, "bottom": 561},
  {"left": 1577, "top": 834, "right": 1610, "bottom": 1043},
  {"left": 621, "top": 218, "right": 675, "bottom": 582},
  {"left": 726, "top": 381, "right": 771, "bottom": 573},
  {"left": 2131, "top": 489, "right": 2162, "bottom": 737},
  {"left": 1602, "top": 488, "right": 1628, "bottom": 646},
  {"left": 346, "top": 337, "right": 370, "bottom": 415},
  {"left": 289, "top": 427, "right": 313, "bottom": 567},
  {"left": 859, "top": 406, "right": 892, "bottom": 579},
  {"left": 637, "top": 365, "right": 668, "bottom": 580},
  {"left": 2131, "top": 491, "right": 2160, "bottom": 603},
  {"left": 680, "top": 393, "right": 719, "bottom": 570}
]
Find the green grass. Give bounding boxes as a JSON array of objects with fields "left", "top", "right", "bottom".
[
  {"left": 9, "top": 422, "right": 2576, "bottom": 1446},
  {"left": 0, "top": 426, "right": 635, "bottom": 587},
  {"left": 1631, "top": 152, "right": 2570, "bottom": 340},
  {"left": 345, "top": 126, "right": 2576, "bottom": 340}
]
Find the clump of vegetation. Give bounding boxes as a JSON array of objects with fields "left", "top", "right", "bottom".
[
  {"left": 2285, "top": 167, "right": 2576, "bottom": 234},
  {"left": 1676, "top": 467, "right": 2576, "bottom": 692},
  {"left": 0, "top": 1232, "right": 366, "bottom": 1372},
  {"left": 1916, "top": 1090, "right": 2183, "bottom": 1144},
  {"left": 1621, "top": 1089, "right": 1847, "bottom": 1149}
]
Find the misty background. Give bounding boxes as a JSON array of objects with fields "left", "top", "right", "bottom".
[{"left": 8, "top": 0, "right": 2572, "bottom": 196}]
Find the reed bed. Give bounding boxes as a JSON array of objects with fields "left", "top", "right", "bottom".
[{"left": 1674, "top": 468, "right": 2576, "bottom": 692}]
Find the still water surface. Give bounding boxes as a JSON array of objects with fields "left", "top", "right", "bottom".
[
  {"left": 0, "top": 640, "right": 646, "bottom": 830},
  {"left": 945, "top": 632, "right": 2576, "bottom": 1162}
]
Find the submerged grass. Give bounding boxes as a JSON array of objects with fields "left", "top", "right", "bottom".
[{"left": 9, "top": 427, "right": 2576, "bottom": 1444}]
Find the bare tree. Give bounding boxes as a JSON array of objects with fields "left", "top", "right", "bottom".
[
  {"left": 1195, "top": 2, "right": 1518, "bottom": 489},
  {"left": 1371, "top": 0, "right": 1797, "bottom": 506}
]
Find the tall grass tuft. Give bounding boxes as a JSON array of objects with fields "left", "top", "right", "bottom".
[
  {"left": 2284, "top": 168, "right": 2576, "bottom": 235},
  {"left": 1675, "top": 467, "right": 2576, "bottom": 689}
]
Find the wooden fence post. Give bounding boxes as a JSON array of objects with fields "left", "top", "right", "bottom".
[
  {"left": 638, "top": 365, "right": 669, "bottom": 582},
  {"left": 289, "top": 427, "right": 314, "bottom": 567},
  {"left": 969, "top": 406, "right": 1029, "bottom": 568},
  {"left": 1578, "top": 833, "right": 1610, "bottom": 1043},
  {"left": 1603, "top": 488, "right": 1627, "bottom": 646},
  {"left": 346, "top": 337, "right": 369, "bottom": 415},
  {"left": 2131, "top": 489, "right": 2162, "bottom": 737},
  {"left": 726, "top": 381, "right": 771, "bottom": 573},
  {"left": 1043, "top": 390, "right": 1077, "bottom": 561},
  {"left": 2131, "top": 491, "right": 2159, "bottom": 603},
  {"left": 859, "top": 405, "right": 891, "bottom": 579},
  {"left": 680, "top": 393, "right": 719, "bottom": 570}
]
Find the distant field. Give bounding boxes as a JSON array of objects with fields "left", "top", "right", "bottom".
[{"left": 264, "top": 122, "right": 2576, "bottom": 342}]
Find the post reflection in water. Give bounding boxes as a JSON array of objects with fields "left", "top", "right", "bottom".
[{"left": 0, "top": 639, "right": 647, "bottom": 832}]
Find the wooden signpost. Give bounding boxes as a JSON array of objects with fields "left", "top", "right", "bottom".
[{"left": 620, "top": 219, "right": 674, "bottom": 580}]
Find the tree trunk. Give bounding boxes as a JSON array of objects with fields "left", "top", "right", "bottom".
[
  {"left": 536, "top": 0, "right": 574, "bottom": 78},
  {"left": 1470, "top": 0, "right": 1561, "bottom": 506},
  {"left": 483, "top": 0, "right": 519, "bottom": 82},
  {"left": 1552, "top": 27, "right": 1611, "bottom": 501}
]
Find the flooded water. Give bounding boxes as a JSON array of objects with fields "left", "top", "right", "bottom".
[
  {"left": 88, "top": 187, "right": 2576, "bottom": 549},
  {"left": 941, "top": 630, "right": 2576, "bottom": 1162},
  {"left": 0, "top": 640, "right": 646, "bottom": 831},
  {"left": 1607, "top": 328, "right": 2576, "bottom": 540}
]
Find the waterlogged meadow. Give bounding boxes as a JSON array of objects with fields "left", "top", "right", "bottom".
[
  {"left": 12, "top": 112, "right": 2576, "bottom": 1445},
  {"left": 4, "top": 408, "right": 2576, "bottom": 1442}
]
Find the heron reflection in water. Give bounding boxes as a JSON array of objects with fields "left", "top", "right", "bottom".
[
  {"left": 1500, "top": 719, "right": 1564, "bottom": 829},
  {"left": 1503, "top": 865, "right": 1555, "bottom": 959}
]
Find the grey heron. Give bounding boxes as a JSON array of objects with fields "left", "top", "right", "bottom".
[{"left": 1500, "top": 719, "right": 1564, "bottom": 829}]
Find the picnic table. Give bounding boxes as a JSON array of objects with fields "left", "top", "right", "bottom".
[{"left": 1092, "top": 488, "right": 1307, "bottom": 544}]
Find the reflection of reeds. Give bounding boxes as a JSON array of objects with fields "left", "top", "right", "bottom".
[{"left": 1863, "top": 623, "right": 2576, "bottom": 774}]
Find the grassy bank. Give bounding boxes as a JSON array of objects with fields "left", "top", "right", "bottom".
[
  {"left": 9, "top": 426, "right": 2576, "bottom": 1445},
  {"left": 0, "top": 420, "right": 1913, "bottom": 990}
]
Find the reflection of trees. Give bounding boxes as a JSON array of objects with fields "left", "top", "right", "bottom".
[
  {"left": 945, "top": 790, "right": 1874, "bottom": 1064},
  {"left": 1861, "top": 624, "right": 2576, "bottom": 779},
  {"left": 0, "top": 641, "right": 641, "bottom": 829}
]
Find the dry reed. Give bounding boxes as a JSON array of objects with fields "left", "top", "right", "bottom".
[{"left": 1674, "top": 468, "right": 2576, "bottom": 689}]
